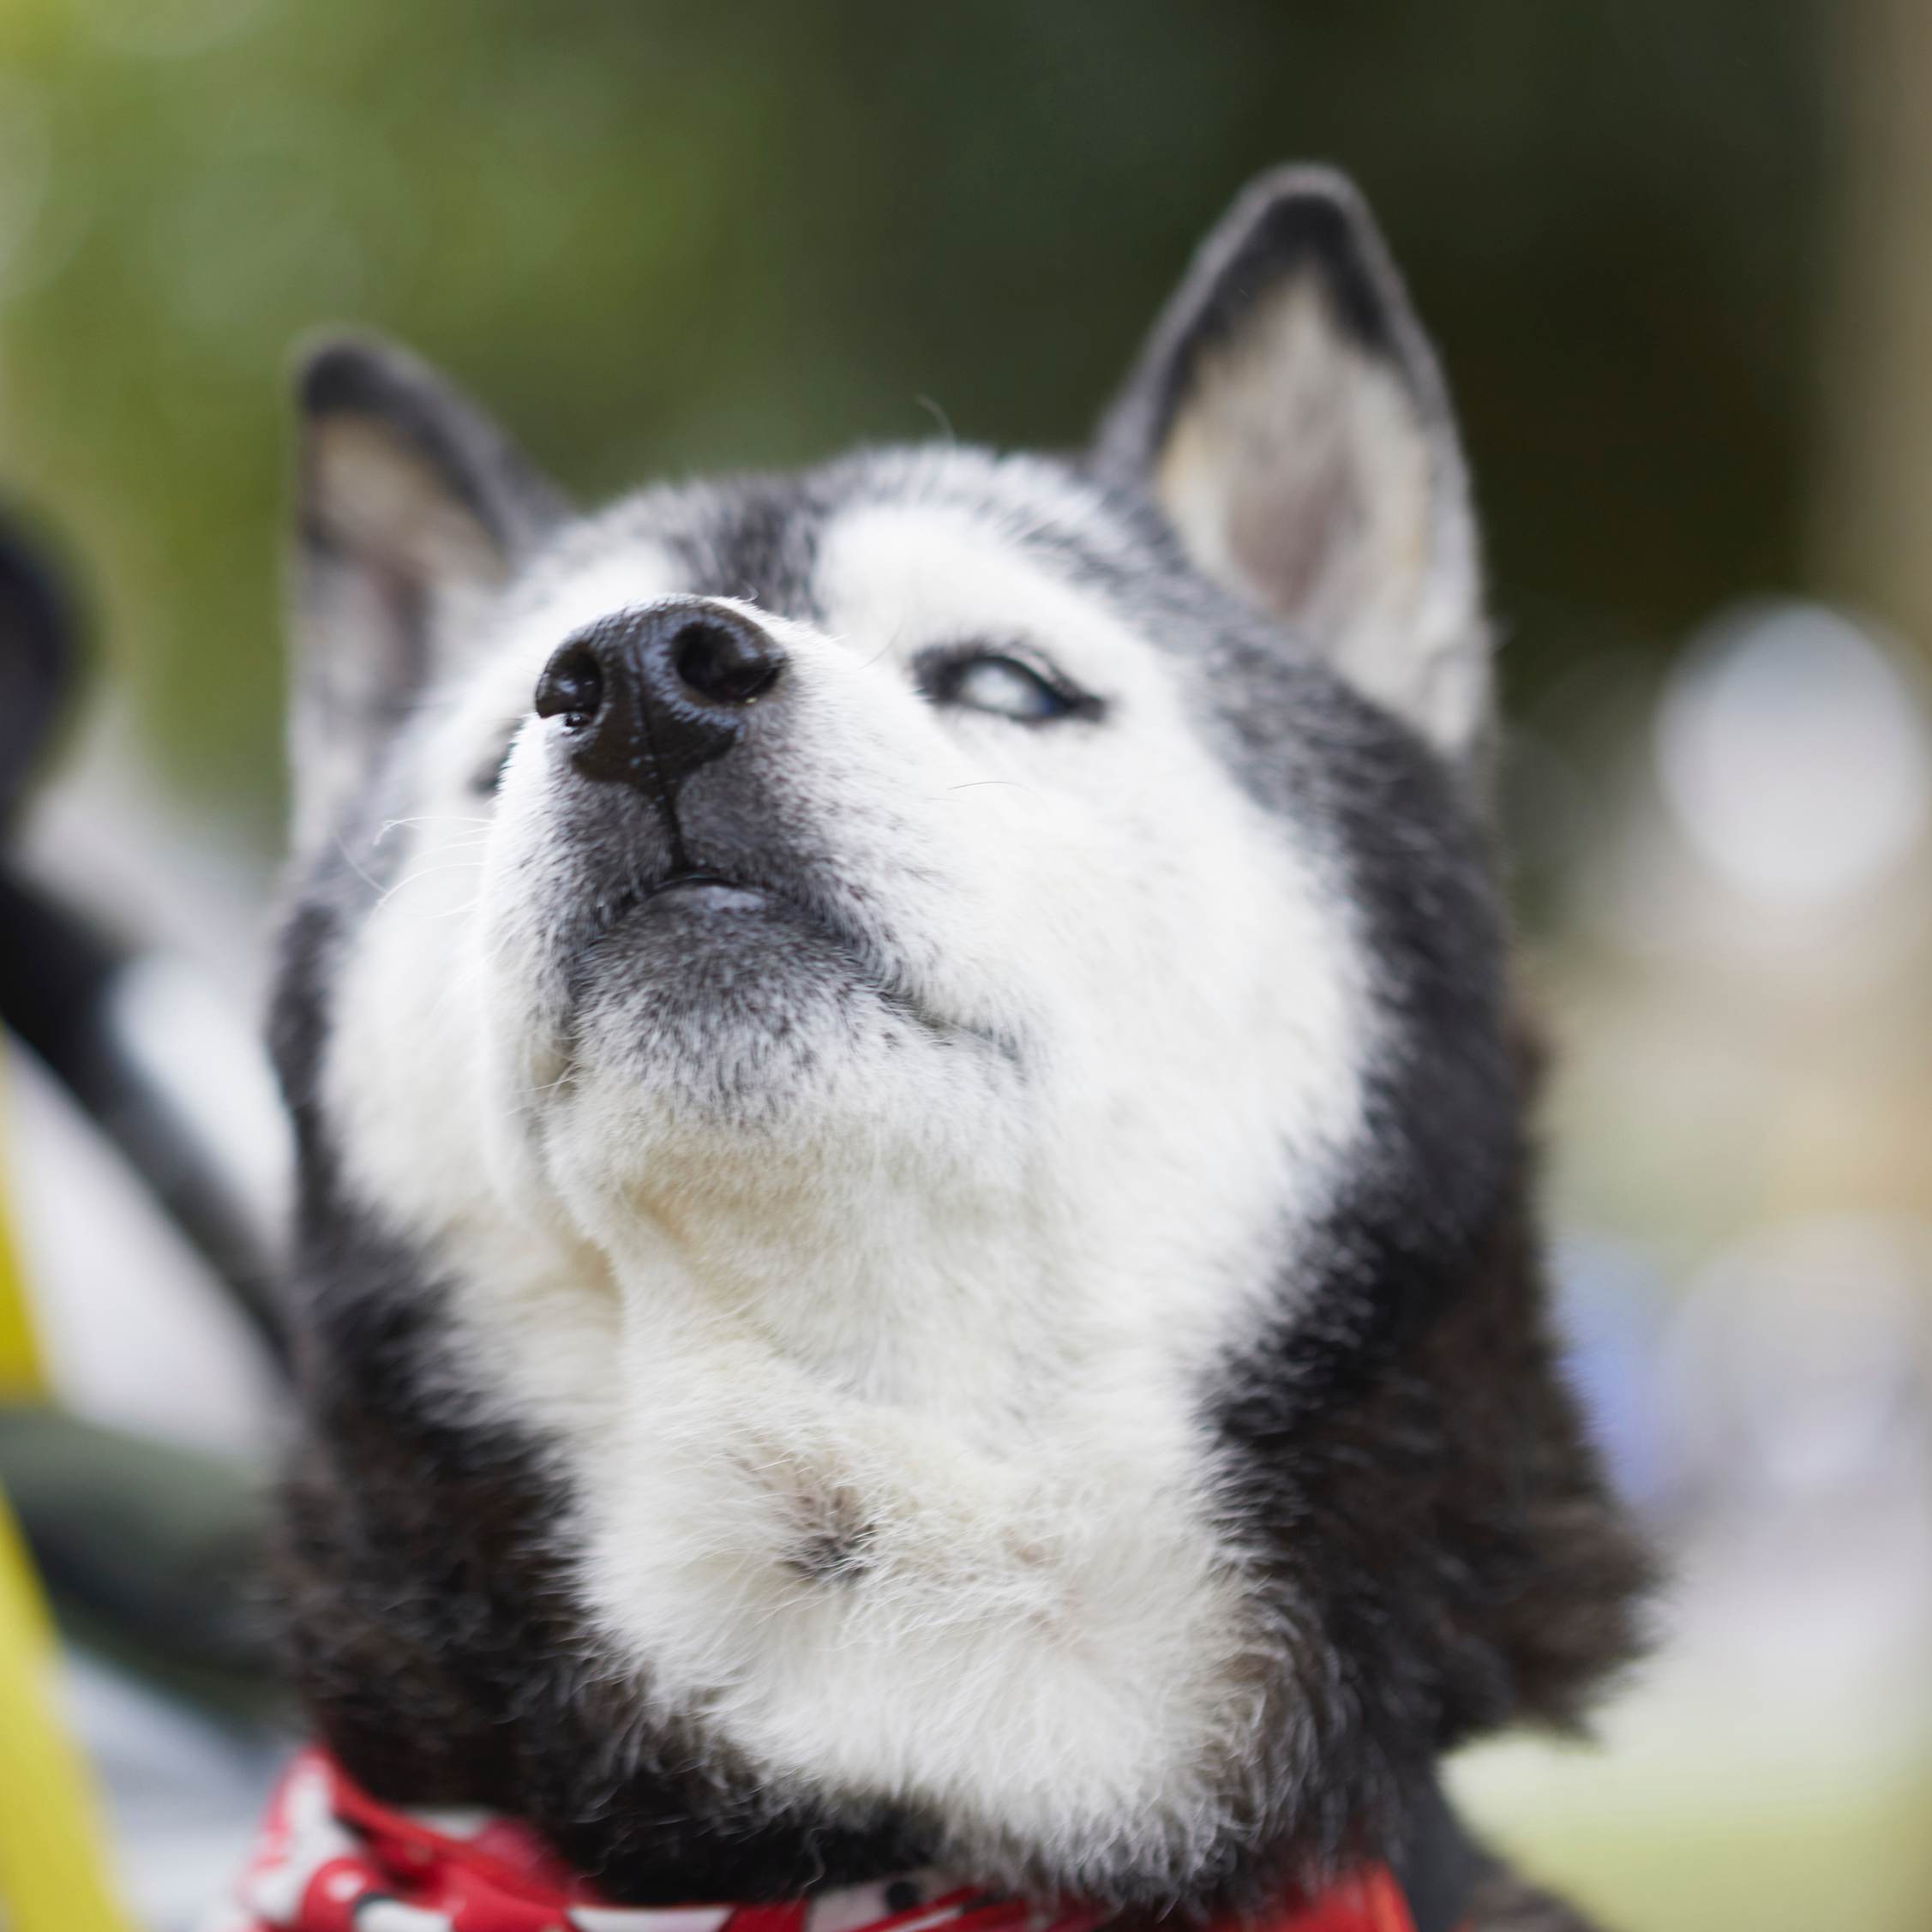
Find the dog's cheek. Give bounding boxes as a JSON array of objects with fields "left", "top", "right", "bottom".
[
  {"left": 1016, "top": 716, "right": 1374, "bottom": 1272},
  {"left": 316, "top": 846, "right": 503, "bottom": 1250}
]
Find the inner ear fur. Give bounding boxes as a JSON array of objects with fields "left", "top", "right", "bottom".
[{"left": 1095, "top": 165, "right": 1491, "bottom": 771}]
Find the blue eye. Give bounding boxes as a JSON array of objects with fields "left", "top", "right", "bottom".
[
  {"left": 918, "top": 647, "right": 1100, "bottom": 723},
  {"left": 947, "top": 655, "right": 1065, "bottom": 720},
  {"left": 471, "top": 723, "right": 520, "bottom": 795}
]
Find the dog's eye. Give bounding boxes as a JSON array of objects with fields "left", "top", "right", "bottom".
[
  {"left": 916, "top": 647, "right": 1098, "bottom": 723},
  {"left": 471, "top": 727, "right": 519, "bottom": 796}
]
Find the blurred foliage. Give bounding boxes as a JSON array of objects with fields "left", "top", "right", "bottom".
[{"left": 0, "top": 0, "right": 1825, "bottom": 826}]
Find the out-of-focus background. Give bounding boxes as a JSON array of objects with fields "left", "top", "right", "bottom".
[{"left": 1, "top": 3, "right": 1929, "bottom": 1927}]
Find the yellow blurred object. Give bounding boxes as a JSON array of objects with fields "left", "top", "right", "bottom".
[
  {"left": 0, "top": 1058, "right": 138, "bottom": 1932},
  {"left": 0, "top": 1097, "right": 43, "bottom": 1400},
  {"left": 0, "top": 1492, "right": 136, "bottom": 1932}
]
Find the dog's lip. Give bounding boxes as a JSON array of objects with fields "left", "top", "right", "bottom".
[
  {"left": 581, "top": 866, "right": 794, "bottom": 945},
  {"left": 643, "top": 871, "right": 771, "bottom": 911}
]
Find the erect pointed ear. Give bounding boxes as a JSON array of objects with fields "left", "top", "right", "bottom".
[
  {"left": 289, "top": 335, "right": 567, "bottom": 847},
  {"left": 1095, "top": 166, "right": 1491, "bottom": 770}
]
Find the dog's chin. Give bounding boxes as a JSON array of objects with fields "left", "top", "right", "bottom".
[{"left": 553, "top": 881, "right": 939, "bottom": 1134}]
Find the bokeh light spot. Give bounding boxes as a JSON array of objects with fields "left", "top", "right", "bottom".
[{"left": 1655, "top": 601, "right": 1932, "bottom": 908}]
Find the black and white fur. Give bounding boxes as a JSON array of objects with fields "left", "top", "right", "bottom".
[{"left": 268, "top": 167, "right": 1648, "bottom": 1928}]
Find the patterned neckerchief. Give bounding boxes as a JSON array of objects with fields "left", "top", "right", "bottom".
[{"left": 207, "top": 1749, "right": 1420, "bottom": 1932}]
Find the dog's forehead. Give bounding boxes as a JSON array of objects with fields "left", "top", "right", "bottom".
[{"left": 524, "top": 444, "right": 1173, "bottom": 636}]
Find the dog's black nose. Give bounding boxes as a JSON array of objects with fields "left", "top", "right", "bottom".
[{"left": 535, "top": 599, "right": 783, "bottom": 793}]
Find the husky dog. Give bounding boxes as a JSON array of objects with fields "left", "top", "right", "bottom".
[{"left": 267, "top": 168, "right": 1648, "bottom": 1931}]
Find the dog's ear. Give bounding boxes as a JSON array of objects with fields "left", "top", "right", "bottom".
[
  {"left": 289, "top": 335, "right": 566, "bottom": 847},
  {"left": 1095, "top": 167, "right": 1490, "bottom": 770}
]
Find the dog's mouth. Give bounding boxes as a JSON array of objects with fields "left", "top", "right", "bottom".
[
  {"left": 561, "top": 860, "right": 1017, "bottom": 1061},
  {"left": 586, "top": 862, "right": 811, "bottom": 942},
  {"left": 640, "top": 870, "right": 773, "bottom": 914},
  {"left": 573, "top": 859, "right": 921, "bottom": 1012}
]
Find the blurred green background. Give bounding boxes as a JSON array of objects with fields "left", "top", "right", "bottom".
[
  {"left": 0, "top": 0, "right": 1833, "bottom": 821},
  {"left": 6, "top": 4, "right": 1932, "bottom": 1929}
]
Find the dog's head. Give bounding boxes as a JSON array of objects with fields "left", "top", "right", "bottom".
[
  {"left": 273, "top": 169, "right": 1645, "bottom": 1908},
  {"left": 289, "top": 167, "right": 1497, "bottom": 1326}
]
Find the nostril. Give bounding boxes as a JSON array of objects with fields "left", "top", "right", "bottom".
[
  {"left": 535, "top": 642, "right": 604, "bottom": 729},
  {"left": 541, "top": 603, "right": 777, "bottom": 792},
  {"left": 673, "top": 617, "right": 781, "bottom": 706}
]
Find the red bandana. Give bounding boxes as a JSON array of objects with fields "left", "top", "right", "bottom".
[{"left": 208, "top": 1749, "right": 1418, "bottom": 1932}]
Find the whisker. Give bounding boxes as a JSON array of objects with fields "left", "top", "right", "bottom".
[
  {"left": 914, "top": 393, "right": 957, "bottom": 444},
  {"left": 379, "top": 855, "right": 490, "bottom": 907},
  {"left": 375, "top": 813, "right": 495, "bottom": 846},
  {"left": 332, "top": 834, "right": 387, "bottom": 897}
]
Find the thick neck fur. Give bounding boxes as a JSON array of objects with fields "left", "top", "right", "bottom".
[{"left": 274, "top": 968, "right": 1649, "bottom": 1913}]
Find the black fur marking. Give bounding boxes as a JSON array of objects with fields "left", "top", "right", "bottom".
[
  {"left": 1181, "top": 177, "right": 1398, "bottom": 371},
  {"left": 1173, "top": 594, "right": 1647, "bottom": 1902},
  {"left": 667, "top": 479, "right": 828, "bottom": 627}
]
